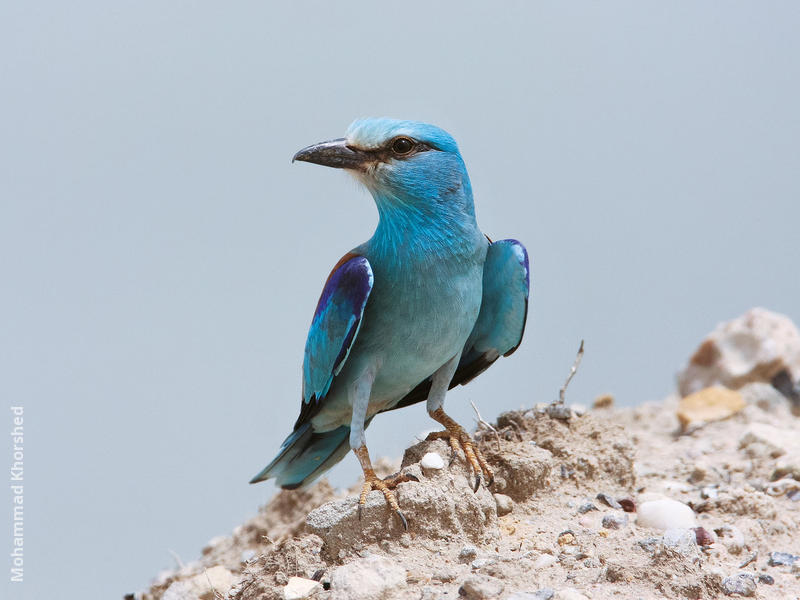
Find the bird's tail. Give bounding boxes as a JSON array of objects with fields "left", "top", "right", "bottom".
[{"left": 249, "top": 423, "right": 351, "bottom": 489}]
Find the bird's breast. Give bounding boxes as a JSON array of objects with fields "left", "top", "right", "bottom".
[{"left": 354, "top": 241, "right": 487, "bottom": 403}]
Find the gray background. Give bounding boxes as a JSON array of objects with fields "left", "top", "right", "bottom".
[{"left": 2, "top": 2, "right": 799, "bottom": 598}]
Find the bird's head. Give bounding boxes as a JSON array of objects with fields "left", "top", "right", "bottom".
[{"left": 293, "top": 118, "right": 473, "bottom": 215}]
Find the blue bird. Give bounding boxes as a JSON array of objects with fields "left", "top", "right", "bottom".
[{"left": 251, "top": 118, "right": 529, "bottom": 528}]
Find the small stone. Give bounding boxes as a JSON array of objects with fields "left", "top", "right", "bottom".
[
  {"left": 494, "top": 493, "right": 514, "bottom": 516},
  {"left": 533, "top": 554, "right": 557, "bottom": 569},
  {"left": 329, "top": 556, "right": 405, "bottom": 600},
  {"left": 420, "top": 452, "right": 445, "bottom": 470},
  {"left": 767, "top": 551, "right": 798, "bottom": 566},
  {"left": 459, "top": 545, "right": 479, "bottom": 563},
  {"left": 677, "top": 386, "right": 745, "bottom": 431},
  {"left": 283, "top": 577, "right": 321, "bottom": 600},
  {"left": 546, "top": 404, "right": 573, "bottom": 420},
  {"left": 637, "top": 498, "right": 696, "bottom": 530},
  {"left": 577, "top": 502, "right": 598, "bottom": 514},
  {"left": 694, "top": 527, "right": 716, "bottom": 546},
  {"left": 618, "top": 498, "right": 636, "bottom": 512},
  {"left": 758, "top": 574, "right": 774, "bottom": 585},
  {"left": 596, "top": 493, "right": 622, "bottom": 510},
  {"left": 662, "top": 528, "right": 699, "bottom": 556},
  {"left": 578, "top": 515, "right": 595, "bottom": 529},
  {"left": 459, "top": 575, "right": 504, "bottom": 599},
  {"left": 602, "top": 513, "right": 628, "bottom": 530},
  {"left": 721, "top": 573, "right": 756, "bottom": 597},
  {"left": 557, "top": 531, "right": 576, "bottom": 546},
  {"left": 701, "top": 486, "right": 719, "bottom": 499},
  {"left": 593, "top": 394, "right": 614, "bottom": 409},
  {"left": 471, "top": 558, "right": 496, "bottom": 570}
]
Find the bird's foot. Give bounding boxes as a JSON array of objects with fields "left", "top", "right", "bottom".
[
  {"left": 358, "top": 470, "right": 417, "bottom": 531},
  {"left": 426, "top": 408, "right": 494, "bottom": 492}
]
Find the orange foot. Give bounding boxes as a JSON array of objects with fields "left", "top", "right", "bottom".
[
  {"left": 354, "top": 446, "right": 418, "bottom": 530},
  {"left": 426, "top": 407, "right": 494, "bottom": 492}
]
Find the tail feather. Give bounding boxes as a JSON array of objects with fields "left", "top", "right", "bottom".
[{"left": 250, "top": 423, "right": 351, "bottom": 489}]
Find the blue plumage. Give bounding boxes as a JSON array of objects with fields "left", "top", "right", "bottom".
[{"left": 251, "top": 119, "right": 530, "bottom": 525}]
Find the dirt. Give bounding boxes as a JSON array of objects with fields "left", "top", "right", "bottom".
[{"left": 139, "top": 383, "right": 800, "bottom": 600}]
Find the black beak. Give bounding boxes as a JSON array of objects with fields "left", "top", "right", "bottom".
[{"left": 292, "top": 138, "right": 369, "bottom": 170}]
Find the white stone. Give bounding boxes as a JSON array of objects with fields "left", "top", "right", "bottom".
[
  {"left": 330, "top": 555, "right": 406, "bottom": 600},
  {"left": 162, "top": 566, "right": 236, "bottom": 600},
  {"left": 420, "top": 452, "right": 445, "bottom": 470},
  {"left": 533, "top": 553, "right": 557, "bottom": 569},
  {"left": 637, "top": 499, "right": 696, "bottom": 530},
  {"left": 677, "top": 308, "right": 800, "bottom": 396},
  {"left": 494, "top": 493, "right": 514, "bottom": 516},
  {"left": 284, "top": 576, "right": 321, "bottom": 600}
]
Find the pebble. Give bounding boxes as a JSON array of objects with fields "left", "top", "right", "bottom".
[
  {"left": 676, "top": 386, "right": 745, "bottom": 431},
  {"left": 757, "top": 574, "right": 774, "bottom": 585},
  {"left": 459, "top": 575, "right": 505, "bottom": 600},
  {"left": 471, "top": 558, "right": 496, "bottom": 570},
  {"left": 694, "top": 526, "right": 716, "bottom": 546},
  {"left": 557, "top": 531, "right": 576, "bottom": 546},
  {"left": 329, "top": 556, "right": 405, "bottom": 600},
  {"left": 494, "top": 493, "right": 514, "bottom": 516},
  {"left": 767, "top": 551, "right": 798, "bottom": 566},
  {"left": 618, "top": 498, "right": 636, "bottom": 513},
  {"left": 596, "top": 493, "right": 622, "bottom": 510},
  {"left": 602, "top": 513, "right": 628, "bottom": 530},
  {"left": 420, "top": 452, "right": 445, "bottom": 470},
  {"left": 577, "top": 502, "right": 598, "bottom": 514},
  {"left": 593, "top": 394, "right": 614, "bottom": 409},
  {"left": 533, "top": 554, "right": 557, "bottom": 569},
  {"left": 458, "top": 545, "right": 479, "bottom": 563},
  {"left": 283, "top": 576, "right": 321, "bottom": 600},
  {"left": 662, "top": 528, "right": 699, "bottom": 556},
  {"left": 637, "top": 498, "right": 696, "bottom": 530},
  {"left": 721, "top": 573, "right": 756, "bottom": 597}
]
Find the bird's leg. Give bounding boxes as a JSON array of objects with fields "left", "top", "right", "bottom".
[
  {"left": 426, "top": 408, "right": 494, "bottom": 491},
  {"left": 353, "top": 445, "right": 416, "bottom": 530},
  {"left": 425, "top": 353, "right": 494, "bottom": 492},
  {"left": 349, "top": 367, "right": 415, "bottom": 530}
]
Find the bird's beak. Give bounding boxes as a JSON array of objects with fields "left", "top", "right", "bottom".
[{"left": 292, "top": 138, "right": 369, "bottom": 170}]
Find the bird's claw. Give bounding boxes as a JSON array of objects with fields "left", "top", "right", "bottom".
[
  {"left": 473, "top": 473, "right": 482, "bottom": 493},
  {"left": 426, "top": 419, "right": 495, "bottom": 491},
  {"left": 357, "top": 471, "right": 416, "bottom": 530}
]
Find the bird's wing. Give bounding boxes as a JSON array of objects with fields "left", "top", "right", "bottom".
[
  {"left": 294, "top": 253, "right": 373, "bottom": 429},
  {"left": 383, "top": 239, "right": 530, "bottom": 412}
]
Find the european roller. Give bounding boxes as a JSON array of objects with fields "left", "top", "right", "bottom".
[{"left": 251, "top": 118, "right": 529, "bottom": 529}]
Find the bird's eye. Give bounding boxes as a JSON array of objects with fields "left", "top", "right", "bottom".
[{"left": 391, "top": 137, "right": 415, "bottom": 155}]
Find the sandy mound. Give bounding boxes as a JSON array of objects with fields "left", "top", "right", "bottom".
[{"left": 136, "top": 381, "right": 800, "bottom": 600}]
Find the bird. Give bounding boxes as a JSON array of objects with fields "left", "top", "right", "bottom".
[{"left": 250, "top": 118, "right": 529, "bottom": 529}]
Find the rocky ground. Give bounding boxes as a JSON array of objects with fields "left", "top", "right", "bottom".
[
  {"left": 137, "top": 382, "right": 800, "bottom": 600},
  {"left": 135, "top": 309, "right": 800, "bottom": 600}
]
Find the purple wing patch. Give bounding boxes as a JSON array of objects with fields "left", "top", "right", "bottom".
[{"left": 295, "top": 254, "right": 373, "bottom": 429}]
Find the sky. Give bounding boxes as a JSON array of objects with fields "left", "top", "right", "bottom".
[{"left": 2, "top": 2, "right": 799, "bottom": 598}]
